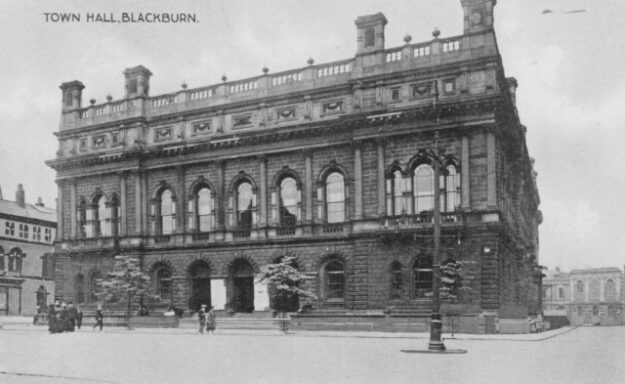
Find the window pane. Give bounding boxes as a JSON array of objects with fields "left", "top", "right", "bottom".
[
  {"left": 161, "top": 190, "right": 174, "bottom": 234},
  {"left": 445, "top": 165, "right": 460, "bottom": 212},
  {"left": 280, "top": 178, "right": 298, "bottom": 226},
  {"left": 414, "top": 257, "right": 433, "bottom": 298},
  {"left": 393, "top": 171, "right": 403, "bottom": 215},
  {"left": 414, "top": 165, "right": 434, "bottom": 212},
  {"left": 198, "top": 188, "right": 213, "bottom": 232},
  {"left": 326, "top": 173, "right": 344, "bottom": 223},
  {"left": 238, "top": 182, "right": 254, "bottom": 228},
  {"left": 325, "top": 260, "right": 344, "bottom": 299}
]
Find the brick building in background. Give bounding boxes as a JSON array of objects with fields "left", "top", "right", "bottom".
[
  {"left": 47, "top": 0, "right": 541, "bottom": 333},
  {"left": 0, "top": 185, "right": 56, "bottom": 316}
]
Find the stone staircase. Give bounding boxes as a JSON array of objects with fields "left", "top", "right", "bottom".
[{"left": 179, "top": 311, "right": 288, "bottom": 332}]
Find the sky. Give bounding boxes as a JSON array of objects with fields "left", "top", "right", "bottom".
[{"left": 0, "top": 0, "right": 623, "bottom": 272}]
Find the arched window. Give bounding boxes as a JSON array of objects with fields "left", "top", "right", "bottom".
[
  {"left": 324, "top": 259, "right": 345, "bottom": 300},
  {"left": 75, "top": 274, "right": 85, "bottom": 304},
  {"left": 605, "top": 279, "right": 616, "bottom": 300},
  {"left": 97, "top": 195, "right": 110, "bottom": 236},
  {"left": 196, "top": 187, "right": 214, "bottom": 232},
  {"left": 279, "top": 177, "right": 298, "bottom": 227},
  {"left": 413, "top": 164, "right": 434, "bottom": 213},
  {"left": 325, "top": 172, "right": 345, "bottom": 223},
  {"left": 443, "top": 164, "right": 460, "bottom": 212},
  {"left": 160, "top": 189, "right": 176, "bottom": 235},
  {"left": 590, "top": 279, "right": 600, "bottom": 301},
  {"left": 576, "top": 280, "right": 584, "bottom": 294},
  {"left": 413, "top": 256, "right": 433, "bottom": 298},
  {"left": 89, "top": 271, "right": 101, "bottom": 303},
  {"left": 390, "top": 261, "right": 403, "bottom": 299},
  {"left": 156, "top": 267, "right": 173, "bottom": 300},
  {"left": 237, "top": 182, "right": 254, "bottom": 229},
  {"left": 558, "top": 286, "right": 565, "bottom": 299},
  {"left": 36, "top": 286, "right": 47, "bottom": 310}
]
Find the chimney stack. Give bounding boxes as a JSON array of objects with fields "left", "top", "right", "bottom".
[
  {"left": 59, "top": 80, "right": 85, "bottom": 112},
  {"left": 354, "top": 13, "right": 388, "bottom": 55},
  {"left": 460, "top": 0, "right": 497, "bottom": 34},
  {"left": 36, "top": 197, "right": 45, "bottom": 207},
  {"left": 16, "top": 184, "right": 25, "bottom": 207},
  {"left": 123, "top": 65, "right": 153, "bottom": 98},
  {"left": 507, "top": 77, "right": 518, "bottom": 106}
]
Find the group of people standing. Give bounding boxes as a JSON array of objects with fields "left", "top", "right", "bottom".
[
  {"left": 198, "top": 305, "right": 216, "bottom": 334},
  {"left": 47, "top": 301, "right": 83, "bottom": 333}
]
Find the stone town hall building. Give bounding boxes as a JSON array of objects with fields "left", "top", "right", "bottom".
[{"left": 47, "top": 0, "right": 541, "bottom": 332}]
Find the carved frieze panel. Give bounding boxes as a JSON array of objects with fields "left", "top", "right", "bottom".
[
  {"left": 276, "top": 106, "right": 297, "bottom": 121},
  {"left": 92, "top": 135, "right": 106, "bottom": 149},
  {"left": 192, "top": 120, "right": 212, "bottom": 135},
  {"left": 154, "top": 127, "right": 173, "bottom": 142},
  {"left": 232, "top": 113, "right": 253, "bottom": 129},
  {"left": 410, "top": 82, "right": 432, "bottom": 99},
  {"left": 322, "top": 100, "right": 344, "bottom": 115}
]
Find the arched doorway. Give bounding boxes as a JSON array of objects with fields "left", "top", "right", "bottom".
[
  {"left": 229, "top": 259, "right": 254, "bottom": 312},
  {"left": 189, "top": 261, "right": 211, "bottom": 311}
]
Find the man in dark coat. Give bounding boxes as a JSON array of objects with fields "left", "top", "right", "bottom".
[
  {"left": 76, "top": 305, "right": 83, "bottom": 329},
  {"left": 47, "top": 304, "right": 56, "bottom": 333},
  {"left": 59, "top": 302, "right": 69, "bottom": 332},
  {"left": 198, "top": 304, "right": 207, "bottom": 334},
  {"left": 67, "top": 302, "right": 78, "bottom": 332},
  {"left": 93, "top": 304, "right": 104, "bottom": 331}
]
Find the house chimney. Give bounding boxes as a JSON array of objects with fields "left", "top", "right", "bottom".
[
  {"left": 16, "top": 184, "right": 25, "bottom": 207},
  {"left": 354, "top": 13, "right": 388, "bottom": 55},
  {"left": 36, "top": 197, "right": 44, "bottom": 207},
  {"left": 460, "top": 0, "right": 497, "bottom": 34},
  {"left": 123, "top": 65, "right": 153, "bottom": 98},
  {"left": 59, "top": 80, "right": 85, "bottom": 112}
]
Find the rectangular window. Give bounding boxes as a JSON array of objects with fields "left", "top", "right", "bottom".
[
  {"left": 364, "top": 27, "right": 375, "bottom": 48},
  {"left": 443, "top": 79, "right": 455, "bottom": 94},
  {"left": 391, "top": 88, "right": 400, "bottom": 102},
  {"left": 19, "top": 224, "right": 29, "bottom": 239},
  {"left": 5, "top": 221, "right": 15, "bottom": 236},
  {"left": 32, "top": 226, "right": 42, "bottom": 241}
]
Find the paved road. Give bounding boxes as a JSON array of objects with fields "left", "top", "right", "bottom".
[{"left": 1, "top": 326, "right": 623, "bottom": 384}]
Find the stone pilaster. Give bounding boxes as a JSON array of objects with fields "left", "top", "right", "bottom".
[
  {"left": 134, "top": 172, "right": 143, "bottom": 234},
  {"left": 376, "top": 140, "right": 386, "bottom": 217},
  {"left": 119, "top": 172, "right": 127, "bottom": 236},
  {"left": 353, "top": 142, "right": 363, "bottom": 220},
  {"left": 258, "top": 156, "right": 267, "bottom": 227},
  {"left": 486, "top": 132, "right": 496, "bottom": 208},
  {"left": 70, "top": 181, "right": 77, "bottom": 239},
  {"left": 176, "top": 166, "right": 186, "bottom": 233},
  {"left": 216, "top": 161, "right": 226, "bottom": 230},
  {"left": 305, "top": 153, "right": 313, "bottom": 224},
  {"left": 56, "top": 181, "right": 64, "bottom": 240},
  {"left": 462, "top": 136, "right": 471, "bottom": 210}
]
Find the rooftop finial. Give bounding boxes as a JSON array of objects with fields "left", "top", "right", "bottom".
[
  {"left": 221, "top": 75, "right": 227, "bottom": 83},
  {"left": 262, "top": 66, "right": 269, "bottom": 74},
  {"left": 432, "top": 28, "right": 441, "bottom": 39},
  {"left": 403, "top": 34, "right": 412, "bottom": 44}
]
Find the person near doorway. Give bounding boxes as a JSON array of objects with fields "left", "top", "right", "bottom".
[
  {"left": 76, "top": 305, "right": 83, "bottom": 330},
  {"left": 93, "top": 304, "right": 104, "bottom": 331},
  {"left": 198, "top": 304, "right": 207, "bottom": 334},
  {"left": 67, "top": 302, "right": 77, "bottom": 332},
  {"left": 205, "top": 306, "right": 216, "bottom": 334}
]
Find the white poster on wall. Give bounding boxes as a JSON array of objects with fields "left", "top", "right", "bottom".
[
  {"left": 210, "top": 279, "right": 226, "bottom": 310},
  {"left": 254, "top": 276, "right": 270, "bottom": 311}
]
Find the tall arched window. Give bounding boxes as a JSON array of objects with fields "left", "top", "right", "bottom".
[
  {"left": 156, "top": 267, "right": 173, "bottom": 300},
  {"left": 160, "top": 189, "right": 175, "bottom": 235},
  {"left": 324, "top": 259, "right": 345, "bottom": 300},
  {"left": 326, "top": 172, "right": 345, "bottom": 223},
  {"left": 413, "top": 164, "right": 434, "bottom": 213},
  {"left": 443, "top": 164, "right": 460, "bottom": 212},
  {"left": 237, "top": 182, "right": 254, "bottom": 229},
  {"left": 605, "top": 279, "right": 616, "bottom": 300},
  {"left": 75, "top": 274, "right": 85, "bottom": 304},
  {"left": 390, "top": 261, "right": 403, "bottom": 299},
  {"left": 413, "top": 256, "right": 433, "bottom": 298},
  {"left": 197, "top": 187, "right": 214, "bottom": 232},
  {"left": 97, "top": 195, "right": 111, "bottom": 236},
  {"left": 8, "top": 248, "right": 24, "bottom": 274},
  {"left": 279, "top": 177, "right": 298, "bottom": 227}
]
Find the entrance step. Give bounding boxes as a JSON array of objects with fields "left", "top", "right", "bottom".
[{"left": 179, "top": 311, "right": 285, "bottom": 331}]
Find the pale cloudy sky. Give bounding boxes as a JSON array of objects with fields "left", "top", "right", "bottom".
[{"left": 0, "top": 0, "right": 623, "bottom": 272}]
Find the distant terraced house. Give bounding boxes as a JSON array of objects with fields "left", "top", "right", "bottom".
[
  {"left": 0, "top": 185, "right": 56, "bottom": 316},
  {"left": 46, "top": 0, "right": 542, "bottom": 333}
]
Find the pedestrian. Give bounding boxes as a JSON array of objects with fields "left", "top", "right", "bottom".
[
  {"left": 47, "top": 304, "right": 56, "bottom": 334},
  {"left": 93, "top": 304, "right": 104, "bottom": 331},
  {"left": 205, "top": 305, "right": 216, "bottom": 334},
  {"left": 76, "top": 305, "right": 83, "bottom": 330},
  {"left": 59, "top": 302, "right": 69, "bottom": 333},
  {"left": 67, "top": 302, "right": 77, "bottom": 332},
  {"left": 198, "top": 304, "right": 207, "bottom": 334}
]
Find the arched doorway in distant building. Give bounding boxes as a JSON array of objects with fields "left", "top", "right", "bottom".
[
  {"left": 228, "top": 258, "right": 255, "bottom": 313},
  {"left": 188, "top": 260, "right": 211, "bottom": 311}
]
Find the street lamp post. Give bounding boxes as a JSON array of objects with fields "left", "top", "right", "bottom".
[{"left": 428, "top": 150, "right": 446, "bottom": 351}]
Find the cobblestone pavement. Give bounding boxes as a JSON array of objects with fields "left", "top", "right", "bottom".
[{"left": 1, "top": 326, "right": 623, "bottom": 384}]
